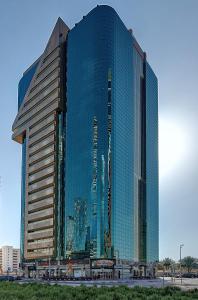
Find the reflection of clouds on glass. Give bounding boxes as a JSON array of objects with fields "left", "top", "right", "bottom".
[{"left": 159, "top": 118, "right": 189, "bottom": 179}]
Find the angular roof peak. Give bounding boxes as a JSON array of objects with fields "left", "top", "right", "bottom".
[
  {"left": 45, "top": 17, "right": 70, "bottom": 55},
  {"left": 12, "top": 18, "right": 70, "bottom": 138}
]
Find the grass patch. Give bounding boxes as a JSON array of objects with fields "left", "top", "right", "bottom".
[{"left": 0, "top": 283, "right": 197, "bottom": 299}]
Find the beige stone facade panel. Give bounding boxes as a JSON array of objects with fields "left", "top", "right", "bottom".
[
  {"left": 28, "top": 229, "right": 53, "bottom": 241},
  {"left": 29, "top": 165, "right": 54, "bottom": 183},
  {"left": 28, "top": 186, "right": 54, "bottom": 202},
  {"left": 38, "top": 47, "right": 60, "bottom": 74},
  {"left": 29, "top": 124, "right": 55, "bottom": 146},
  {"left": 28, "top": 155, "right": 54, "bottom": 173},
  {"left": 29, "top": 144, "right": 55, "bottom": 165},
  {"left": 29, "top": 114, "right": 55, "bottom": 136},
  {"left": 26, "top": 248, "right": 53, "bottom": 259},
  {"left": 21, "top": 88, "right": 59, "bottom": 119},
  {"left": 28, "top": 70, "right": 59, "bottom": 99},
  {"left": 27, "top": 240, "right": 53, "bottom": 250},
  {"left": 12, "top": 18, "right": 70, "bottom": 260},
  {"left": 35, "top": 58, "right": 60, "bottom": 85},
  {"left": 12, "top": 101, "right": 58, "bottom": 141},
  {"left": 28, "top": 218, "right": 53, "bottom": 231},
  {"left": 18, "top": 82, "right": 59, "bottom": 126},
  {"left": 28, "top": 176, "right": 54, "bottom": 193},
  {"left": 28, "top": 207, "right": 54, "bottom": 222},
  {"left": 29, "top": 134, "right": 54, "bottom": 154},
  {"left": 28, "top": 197, "right": 54, "bottom": 212}
]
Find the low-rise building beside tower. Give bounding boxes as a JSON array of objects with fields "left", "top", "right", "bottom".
[{"left": 0, "top": 246, "right": 20, "bottom": 274}]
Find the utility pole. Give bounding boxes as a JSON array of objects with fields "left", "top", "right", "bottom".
[
  {"left": 114, "top": 249, "right": 119, "bottom": 280},
  {"left": 180, "top": 244, "right": 184, "bottom": 285},
  {"left": 162, "top": 265, "right": 165, "bottom": 287},
  {"left": 48, "top": 248, "right": 51, "bottom": 280},
  {"left": 35, "top": 260, "right": 38, "bottom": 279}
]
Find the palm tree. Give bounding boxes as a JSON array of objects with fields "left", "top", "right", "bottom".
[
  {"left": 163, "top": 258, "right": 174, "bottom": 271},
  {"left": 162, "top": 258, "right": 175, "bottom": 276},
  {"left": 181, "top": 256, "right": 196, "bottom": 273}
]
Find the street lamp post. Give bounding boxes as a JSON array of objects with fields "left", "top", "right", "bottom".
[
  {"left": 48, "top": 248, "right": 51, "bottom": 280},
  {"left": 162, "top": 265, "right": 165, "bottom": 287},
  {"left": 180, "top": 244, "right": 184, "bottom": 284},
  {"left": 114, "top": 249, "right": 119, "bottom": 280},
  {"left": 35, "top": 260, "right": 38, "bottom": 279},
  {"left": 122, "top": 256, "right": 125, "bottom": 280}
]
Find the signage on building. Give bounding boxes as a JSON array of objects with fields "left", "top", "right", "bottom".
[
  {"left": 60, "top": 259, "right": 89, "bottom": 265},
  {"left": 23, "top": 262, "right": 35, "bottom": 267},
  {"left": 91, "top": 259, "right": 115, "bottom": 268},
  {"left": 38, "top": 261, "right": 57, "bottom": 267}
]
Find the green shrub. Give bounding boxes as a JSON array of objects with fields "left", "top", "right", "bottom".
[{"left": 0, "top": 283, "right": 197, "bottom": 300}]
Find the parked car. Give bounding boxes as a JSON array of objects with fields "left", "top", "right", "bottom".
[
  {"left": 0, "top": 275, "right": 15, "bottom": 281},
  {"left": 15, "top": 275, "right": 23, "bottom": 280},
  {"left": 182, "top": 273, "right": 196, "bottom": 278}
]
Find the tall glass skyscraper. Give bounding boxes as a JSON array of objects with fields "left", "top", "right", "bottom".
[{"left": 12, "top": 5, "right": 158, "bottom": 272}]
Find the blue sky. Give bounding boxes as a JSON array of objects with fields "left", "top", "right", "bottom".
[{"left": 0, "top": 0, "right": 198, "bottom": 260}]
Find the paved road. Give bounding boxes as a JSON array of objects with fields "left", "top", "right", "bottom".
[
  {"left": 50, "top": 279, "right": 165, "bottom": 288},
  {"left": 19, "top": 277, "right": 198, "bottom": 290},
  {"left": 162, "top": 277, "right": 198, "bottom": 291},
  {"left": 19, "top": 278, "right": 168, "bottom": 288}
]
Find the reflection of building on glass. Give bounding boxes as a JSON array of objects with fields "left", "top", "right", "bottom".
[
  {"left": 90, "top": 117, "right": 98, "bottom": 258},
  {"left": 100, "top": 154, "right": 105, "bottom": 257},
  {"left": 85, "top": 226, "right": 91, "bottom": 252},
  {"left": 66, "top": 216, "right": 75, "bottom": 255},
  {"left": 104, "top": 69, "right": 112, "bottom": 258},
  {"left": 74, "top": 198, "right": 87, "bottom": 251}
]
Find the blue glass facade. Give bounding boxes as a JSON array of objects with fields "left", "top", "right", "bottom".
[
  {"left": 65, "top": 6, "right": 117, "bottom": 258},
  {"left": 16, "top": 5, "right": 158, "bottom": 265},
  {"left": 18, "top": 60, "right": 39, "bottom": 110},
  {"left": 145, "top": 62, "right": 159, "bottom": 262},
  {"left": 110, "top": 11, "right": 134, "bottom": 260},
  {"left": 64, "top": 5, "right": 159, "bottom": 261},
  {"left": 55, "top": 112, "right": 65, "bottom": 259},
  {"left": 132, "top": 46, "right": 144, "bottom": 261}
]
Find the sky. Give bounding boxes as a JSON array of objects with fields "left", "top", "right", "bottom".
[{"left": 0, "top": 0, "right": 198, "bottom": 261}]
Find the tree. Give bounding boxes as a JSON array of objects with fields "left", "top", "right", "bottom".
[
  {"left": 161, "top": 258, "right": 176, "bottom": 277},
  {"left": 181, "top": 256, "right": 196, "bottom": 273},
  {"left": 162, "top": 258, "right": 175, "bottom": 271}
]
